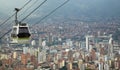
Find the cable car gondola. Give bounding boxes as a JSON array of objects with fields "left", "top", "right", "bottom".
[{"left": 10, "top": 8, "right": 31, "bottom": 44}]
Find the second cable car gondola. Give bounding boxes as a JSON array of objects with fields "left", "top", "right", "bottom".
[{"left": 10, "top": 8, "right": 31, "bottom": 44}]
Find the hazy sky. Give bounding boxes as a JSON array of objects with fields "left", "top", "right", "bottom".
[{"left": 0, "top": 0, "right": 120, "bottom": 20}]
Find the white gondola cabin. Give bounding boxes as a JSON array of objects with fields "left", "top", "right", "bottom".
[{"left": 10, "top": 23, "right": 31, "bottom": 44}]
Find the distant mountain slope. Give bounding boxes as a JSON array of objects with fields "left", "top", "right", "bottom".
[{"left": 48, "top": 0, "right": 120, "bottom": 17}]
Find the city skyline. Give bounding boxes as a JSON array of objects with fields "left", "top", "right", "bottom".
[{"left": 0, "top": 0, "right": 119, "bottom": 70}]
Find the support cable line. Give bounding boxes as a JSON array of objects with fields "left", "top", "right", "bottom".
[
  {"left": 19, "top": 0, "right": 39, "bottom": 18},
  {"left": 20, "top": 0, "right": 47, "bottom": 22},
  {"left": 0, "top": 0, "right": 32, "bottom": 27},
  {"left": 0, "top": 14, "right": 15, "bottom": 27},
  {"left": 0, "top": 29, "right": 11, "bottom": 39},
  {"left": 20, "top": 0, "right": 32, "bottom": 10},
  {"left": 34, "top": 0, "right": 70, "bottom": 25}
]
